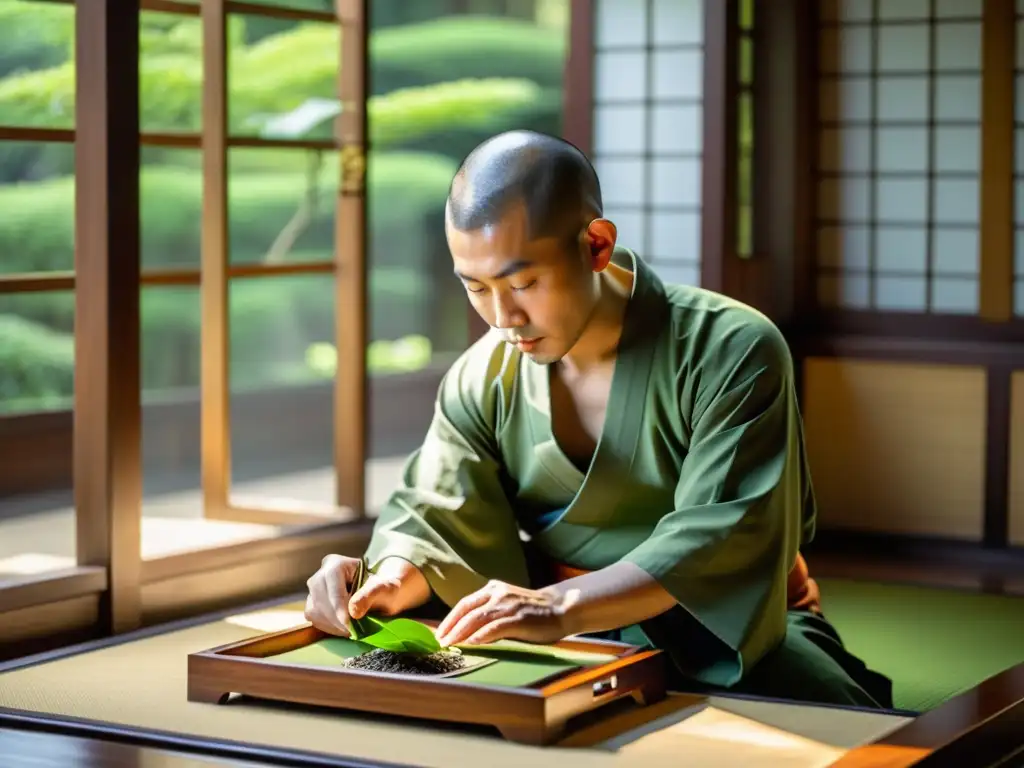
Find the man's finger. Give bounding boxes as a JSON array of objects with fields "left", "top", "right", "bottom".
[
  {"left": 306, "top": 573, "right": 350, "bottom": 636},
  {"left": 323, "top": 563, "right": 351, "bottom": 626},
  {"left": 462, "top": 615, "right": 520, "bottom": 646},
  {"left": 435, "top": 588, "right": 491, "bottom": 641},
  {"left": 438, "top": 600, "right": 507, "bottom": 647},
  {"left": 349, "top": 574, "right": 400, "bottom": 620}
]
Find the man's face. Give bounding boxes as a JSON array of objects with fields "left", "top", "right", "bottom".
[{"left": 447, "top": 203, "right": 600, "bottom": 365}]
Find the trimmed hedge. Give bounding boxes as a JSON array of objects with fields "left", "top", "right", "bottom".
[
  {"left": 0, "top": 150, "right": 456, "bottom": 272},
  {"left": 0, "top": 151, "right": 461, "bottom": 407},
  {"left": 0, "top": 10, "right": 567, "bottom": 410},
  {"left": 0, "top": 15, "right": 564, "bottom": 134}
]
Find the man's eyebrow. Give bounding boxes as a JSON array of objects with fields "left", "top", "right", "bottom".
[{"left": 455, "top": 259, "right": 534, "bottom": 282}]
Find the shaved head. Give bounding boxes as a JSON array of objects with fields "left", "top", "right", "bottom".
[
  {"left": 446, "top": 130, "right": 603, "bottom": 244},
  {"left": 445, "top": 130, "right": 618, "bottom": 366}
]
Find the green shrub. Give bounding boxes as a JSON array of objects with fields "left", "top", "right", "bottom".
[
  {"left": 0, "top": 15, "right": 562, "bottom": 136},
  {"left": 0, "top": 150, "right": 456, "bottom": 272},
  {"left": 0, "top": 2, "right": 73, "bottom": 78},
  {"left": 0, "top": 265, "right": 444, "bottom": 411},
  {"left": 369, "top": 16, "right": 565, "bottom": 95},
  {"left": 0, "top": 315, "right": 74, "bottom": 413}
]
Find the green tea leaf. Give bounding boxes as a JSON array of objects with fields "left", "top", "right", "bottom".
[{"left": 356, "top": 616, "right": 442, "bottom": 655}]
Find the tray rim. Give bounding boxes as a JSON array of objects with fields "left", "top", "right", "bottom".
[{"left": 187, "top": 619, "right": 663, "bottom": 700}]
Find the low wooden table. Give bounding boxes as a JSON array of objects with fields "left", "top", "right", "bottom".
[{"left": 0, "top": 594, "right": 1021, "bottom": 767}]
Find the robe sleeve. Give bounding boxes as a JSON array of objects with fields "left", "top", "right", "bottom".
[
  {"left": 619, "top": 318, "right": 805, "bottom": 676},
  {"left": 363, "top": 338, "right": 531, "bottom": 608}
]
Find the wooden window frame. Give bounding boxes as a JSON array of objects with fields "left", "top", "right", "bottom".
[
  {"left": 0, "top": 0, "right": 378, "bottom": 649},
  {"left": 558, "top": 0, "right": 737, "bottom": 303},
  {"left": 791, "top": 0, "right": 1021, "bottom": 343}
]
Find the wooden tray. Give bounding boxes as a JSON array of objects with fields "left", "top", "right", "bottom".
[{"left": 187, "top": 620, "right": 667, "bottom": 745}]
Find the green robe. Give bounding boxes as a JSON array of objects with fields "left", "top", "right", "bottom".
[{"left": 366, "top": 247, "right": 888, "bottom": 702}]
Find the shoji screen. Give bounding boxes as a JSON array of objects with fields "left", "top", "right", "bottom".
[
  {"left": 816, "top": 0, "right": 983, "bottom": 314},
  {"left": 591, "top": 0, "right": 705, "bottom": 287}
]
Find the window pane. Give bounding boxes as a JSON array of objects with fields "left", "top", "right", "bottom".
[
  {"left": 228, "top": 15, "right": 340, "bottom": 141},
  {"left": 228, "top": 147, "right": 336, "bottom": 265},
  {"left": 0, "top": 290, "right": 74, "bottom": 415},
  {"left": 814, "top": 10, "right": 983, "bottom": 314},
  {"left": 0, "top": 141, "right": 75, "bottom": 274},
  {"left": 228, "top": 273, "right": 336, "bottom": 509},
  {"left": 0, "top": 0, "right": 76, "bottom": 130},
  {"left": 141, "top": 286, "right": 200, "bottom": 511},
  {"left": 140, "top": 11, "right": 202, "bottom": 134},
  {"left": 142, "top": 147, "right": 202, "bottom": 269},
  {"left": 0, "top": 289, "right": 76, "bottom": 580},
  {"left": 363, "top": 4, "right": 571, "bottom": 512},
  {"left": 140, "top": 284, "right": 306, "bottom": 558}
]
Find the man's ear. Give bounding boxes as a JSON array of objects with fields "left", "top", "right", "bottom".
[{"left": 583, "top": 218, "right": 618, "bottom": 271}]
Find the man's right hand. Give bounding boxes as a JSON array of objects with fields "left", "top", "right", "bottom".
[{"left": 303, "top": 555, "right": 431, "bottom": 636}]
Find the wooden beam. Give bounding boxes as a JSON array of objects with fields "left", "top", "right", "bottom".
[
  {"left": 73, "top": 0, "right": 143, "bottom": 634},
  {"left": 979, "top": 0, "right": 1015, "bottom": 322},
  {"left": 562, "top": 0, "right": 593, "bottom": 156},
  {"left": 0, "top": 568, "right": 107, "bottom": 615},
  {"left": 699, "top": 0, "right": 738, "bottom": 295},
  {"left": 334, "top": 0, "right": 369, "bottom": 515},
  {"left": 201, "top": 0, "right": 231, "bottom": 516}
]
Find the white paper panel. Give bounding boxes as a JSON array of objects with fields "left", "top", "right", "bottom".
[
  {"left": 594, "top": 0, "right": 647, "bottom": 48},
  {"left": 934, "top": 128, "right": 980, "bottom": 173},
  {"left": 935, "top": 0, "right": 981, "bottom": 18},
  {"left": 651, "top": 0, "right": 703, "bottom": 45},
  {"left": 876, "top": 77, "right": 930, "bottom": 122},
  {"left": 650, "top": 212, "right": 701, "bottom": 262},
  {"left": 875, "top": 275, "right": 928, "bottom": 311},
  {"left": 932, "top": 228, "right": 979, "bottom": 275},
  {"left": 651, "top": 104, "right": 702, "bottom": 154},
  {"left": 594, "top": 51, "right": 648, "bottom": 101},
  {"left": 595, "top": 158, "right": 645, "bottom": 206},
  {"left": 932, "top": 179, "right": 979, "bottom": 225},
  {"left": 877, "top": 25, "right": 930, "bottom": 72},
  {"left": 877, "top": 0, "right": 929, "bottom": 20},
  {"left": 930, "top": 279, "right": 979, "bottom": 314},
  {"left": 651, "top": 261, "right": 700, "bottom": 287},
  {"left": 815, "top": 7, "right": 983, "bottom": 314},
  {"left": 590, "top": 0, "right": 705, "bottom": 285},
  {"left": 593, "top": 105, "right": 646, "bottom": 154},
  {"left": 875, "top": 228, "right": 928, "bottom": 273},
  {"left": 876, "top": 127, "right": 930, "bottom": 172},
  {"left": 875, "top": 180, "right": 928, "bottom": 223},
  {"left": 935, "top": 23, "right": 982, "bottom": 71}
]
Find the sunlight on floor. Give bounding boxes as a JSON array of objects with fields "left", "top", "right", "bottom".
[
  {"left": 0, "top": 553, "right": 76, "bottom": 577},
  {"left": 0, "top": 457, "right": 406, "bottom": 574},
  {"left": 223, "top": 604, "right": 309, "bottom": 633}
]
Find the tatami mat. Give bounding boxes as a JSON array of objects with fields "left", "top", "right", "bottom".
[{"left": 0, "top": 599, "right": 910, "bottom": 768}]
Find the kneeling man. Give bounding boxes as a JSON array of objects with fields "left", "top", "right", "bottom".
[{"left": 304, "top": 130, "right": 893, "bottom": 709}]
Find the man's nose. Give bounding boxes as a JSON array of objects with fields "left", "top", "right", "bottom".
[{"left": 492, "top": 293, "right": 525, "bottom": 329}]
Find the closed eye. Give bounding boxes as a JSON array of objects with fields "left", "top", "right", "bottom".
[{"left": 511, "top": 280, "right": 537, "bottom": 292}]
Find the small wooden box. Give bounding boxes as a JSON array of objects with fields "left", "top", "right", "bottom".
[{"left": 187, "top": 620, "right": 667, "bottom": 745}]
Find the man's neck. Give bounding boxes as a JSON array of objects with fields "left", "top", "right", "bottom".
[{"left": 559, "top": 264, "right": 633, "bottom": 376}]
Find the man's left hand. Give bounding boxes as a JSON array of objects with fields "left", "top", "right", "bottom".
[{"left": 434, "top": 580, "right": 571, "bottom": 647}]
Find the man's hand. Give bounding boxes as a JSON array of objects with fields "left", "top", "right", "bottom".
[
  {"left": 304, "top": 555, "right": 431, "bottom": 636},
  {"left": 435, "top": 580, "right": 572, "bottom": 647}
]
